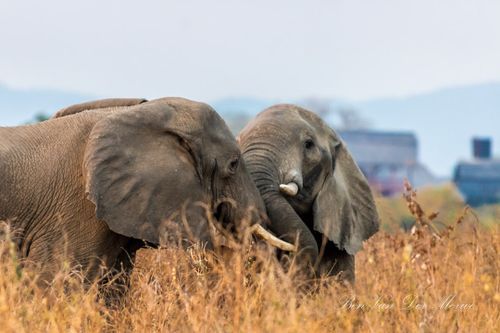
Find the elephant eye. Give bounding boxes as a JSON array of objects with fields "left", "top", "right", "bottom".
[
  {"left": 227, "top": 157, "right": 240, "bottom": 174},
  {"left": 304, "top": 139, "right": 315, "bottom": 150}
]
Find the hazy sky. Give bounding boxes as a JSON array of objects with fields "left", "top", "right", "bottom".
[{"left": 1, "top": 0, "right": 500, "bottom": 101}]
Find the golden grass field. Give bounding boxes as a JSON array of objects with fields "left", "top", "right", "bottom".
[{"left": 0, "top": 182, "right": 498, "bottom": 332}]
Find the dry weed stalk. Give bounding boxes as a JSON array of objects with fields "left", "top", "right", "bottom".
[{"left": 401, "top": 180, "right": 485, "bottom": 289}]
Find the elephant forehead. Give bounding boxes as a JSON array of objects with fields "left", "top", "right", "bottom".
[
  {"left": 259, "top": 104, "right": 304, "bottom": 120},
  {"left": 157, "top": 98, "right": 231, "bottom": 131},
  {"left": 150, "top": 97, "right": 211, "bottom": 111},
  {"left": 257, "top": 112, "right": 317, "bottom": 137},
  {"left": 265, "top": 105, "right": 342, "bottom": 142},
  {"left": 243, "top": 106, "right": 340, "bottom": 154},
  {"left": 133, "top": 98, "right": 232, "bottom": 138},
  {"left": 146, "top": 98, "right": 214, "bottom": 120}
]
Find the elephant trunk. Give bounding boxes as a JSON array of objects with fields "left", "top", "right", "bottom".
[
  {"left": 263, "top": 191, "right": 319, "bottom": 267},
  {"left": 244, "top": 155, "right": 319, "bottom": 269}
]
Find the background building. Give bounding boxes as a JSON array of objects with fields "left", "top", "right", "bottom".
[
  {"left": 339, "top": 130, "right": 437, "bottom": 196},
  {"left": 454, "top": 138, "right": 500, "bottom": 206}
]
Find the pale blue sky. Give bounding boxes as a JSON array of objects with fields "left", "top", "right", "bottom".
[{"left": 1, "top": 0, "right": 499, "bottom": 101}]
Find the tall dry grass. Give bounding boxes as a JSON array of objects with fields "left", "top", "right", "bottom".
[{"left": 1, "top": 183, "right": 498, "bottom": 332}]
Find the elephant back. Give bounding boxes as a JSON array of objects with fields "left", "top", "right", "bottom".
[{"left": 53, "top": 98, "right": 148, "bottom": 118}]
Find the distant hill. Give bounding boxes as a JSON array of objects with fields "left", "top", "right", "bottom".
[
  {"left": 1, "top": 81, "right": 499, "bottom": 177},
  {"left": 0, "top": 84, "right": 95, "bottom": 125},
  {"left": 352, "top": 82, "right": 500, "bottom": 177}
]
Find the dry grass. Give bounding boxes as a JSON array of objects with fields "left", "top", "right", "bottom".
[{"left": 1, "top": 183, "right": 499, "bottom": 332}]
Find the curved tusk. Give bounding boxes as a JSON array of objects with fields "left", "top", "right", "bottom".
[
  {"left": 251, "top": 225, "right": 297, "bottom": 252},
  {"left": 279, "top": 182, "right": 299, "bottom": 196}
]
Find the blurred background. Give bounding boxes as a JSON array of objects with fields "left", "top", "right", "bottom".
[{"left": 1, "top": 0, "right": 499, "bottom": 224}]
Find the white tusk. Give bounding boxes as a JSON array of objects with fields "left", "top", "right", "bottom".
[
  {"left": 279, "top": 182, "right": 299, "bottom": 196},
  {"left": 251, "top": 225, "right": 297, "bottom": 252}
]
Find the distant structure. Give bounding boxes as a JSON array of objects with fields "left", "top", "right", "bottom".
[
  {"left": 454, "top": 138, "right": 500, "bottom": 206},
  {"left": 339, "top": 130, "right": 437, "bottom": 196}
]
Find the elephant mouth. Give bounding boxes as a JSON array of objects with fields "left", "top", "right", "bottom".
[
  {"left": 280, "top": 181, "right": 314, "bottom": 214},
  {"left": 214, "top": 201, "right": 233, "bottom": 231},
  {"left": 280, "top": 165, "right": 323, "bottom": 202}
]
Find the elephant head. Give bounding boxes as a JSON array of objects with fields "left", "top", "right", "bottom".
[
  {"left": 238, "top": 104, "right": 379, "bottom": 276},
  {"left": 81, "top": 97, "right": 283, "bottom": 248}
]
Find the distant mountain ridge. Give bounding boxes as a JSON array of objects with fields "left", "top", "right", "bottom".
[
  {"left": 353, "top": 82, "right": 500, "bottom": 177},
  {"left": 1, "top": 81, "right": 499, "bottom": 177},
  {"left": 211, "top": 82, "right": 500, "bottom": 117},
  {"left": 355, "top": 82, "right": 500, "bottom": 126}
]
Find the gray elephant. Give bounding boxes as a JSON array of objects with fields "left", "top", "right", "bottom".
[
  {"left": 0, "top": 97, "right": 288, "bottom": 285},
  {"left": 238, "top": 104, "right": 379, "bottom": 282}
]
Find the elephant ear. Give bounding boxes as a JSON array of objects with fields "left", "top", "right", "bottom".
[
  {"left": 53, "top": 98, "right": 147, "bottom": 118},
  {"left": 83, "top": 99, "right": 210, "bottom": 244},
  {"left": 313, "top": 134, "right": 379, "bottom": 255}
]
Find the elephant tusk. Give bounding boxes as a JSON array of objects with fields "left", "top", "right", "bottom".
[
  {"left": 279, "top": 182, "right": 299, "bottom": 196},
  {"left": 251, "top": 225, "right": 297, "bottom": 252}
]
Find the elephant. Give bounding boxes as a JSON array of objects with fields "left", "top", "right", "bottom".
[
  {"left": 238, "top": 104, "right": 380, "bottom": 282},
  {"left": 0, "top": 97, "right": 291, "bottom": 286}
]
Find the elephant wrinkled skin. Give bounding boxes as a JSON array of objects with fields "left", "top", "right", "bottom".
[
  {"left": 0, "top": 97, "right": 270, "bottom": 285},
  {"left": 238, "top": 104, "right": 380, "bottom": 282}
]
